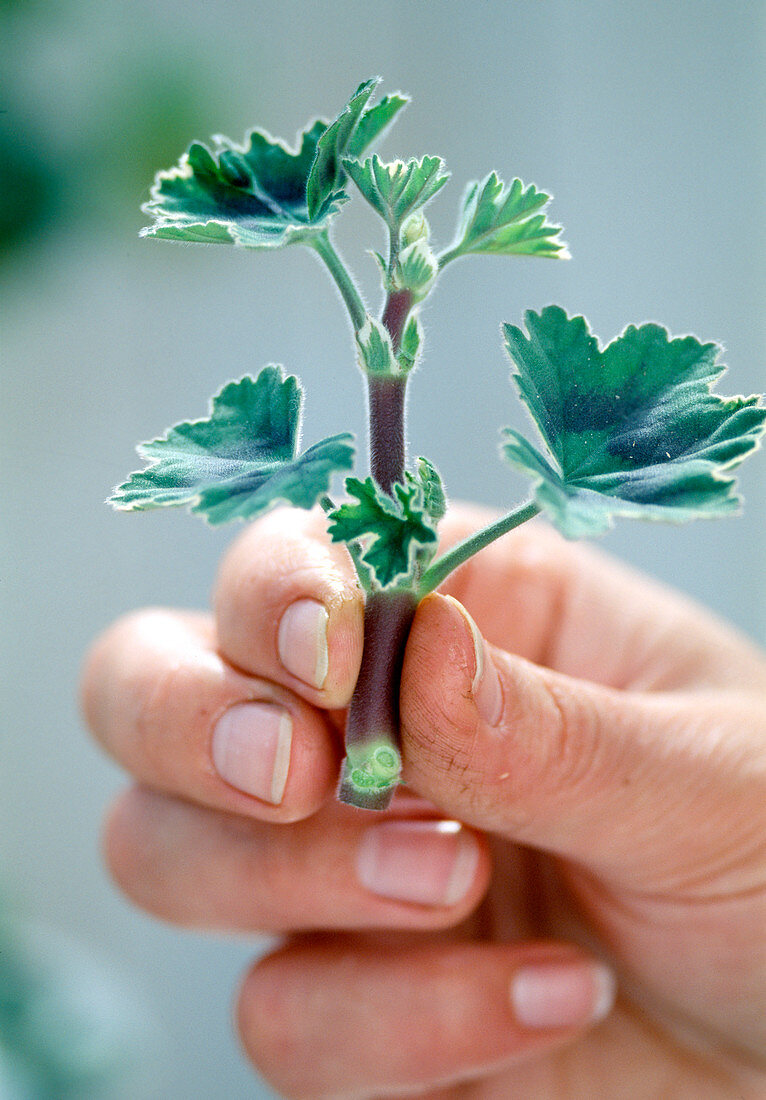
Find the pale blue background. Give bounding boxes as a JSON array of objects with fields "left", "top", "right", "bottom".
[{"left": 2, "top": 1, "right": 764, "bottom": 1096}]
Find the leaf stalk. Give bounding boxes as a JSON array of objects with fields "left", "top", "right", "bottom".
[
  {"left": 312, "top": 233, "right": 367, "bottom": 331},
  {"left": 418, "top": 500, "right": 541, "bottom": 596}
]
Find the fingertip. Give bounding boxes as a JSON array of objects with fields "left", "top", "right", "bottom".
[
  {"left": 510, "top": 955, "right": 617, "bottom": 1030},
  {"left": 213, "top": 510, "right": 364, "bottom": 707},
  {"left": 400, "top": 592, "right": 481, "bottom": 779}
]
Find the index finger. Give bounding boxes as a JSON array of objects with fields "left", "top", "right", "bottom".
[{"left": 213, "top": 507, "right": 364, "bottom": 708}]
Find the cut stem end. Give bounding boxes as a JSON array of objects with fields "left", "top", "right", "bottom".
[{"left": 338, "top": 757, "right": 401, "bottom": 811}]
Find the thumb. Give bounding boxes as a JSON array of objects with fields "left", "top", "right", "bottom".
[{"left": 400, "top": 594, "right": 764, "bottom": 893}]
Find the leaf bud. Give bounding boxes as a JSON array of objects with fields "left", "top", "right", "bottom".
[
  {"left": 400, "top": 211, "right": 430, "bottom": 246},
  {"left": 392, "top": 237, "right": 438, "bottom": 299}
]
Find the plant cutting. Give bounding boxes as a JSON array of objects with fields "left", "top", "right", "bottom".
[{"left": 111, "top": 78, "right": 765, "bottom": 811}]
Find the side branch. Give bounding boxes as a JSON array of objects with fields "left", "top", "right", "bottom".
[
  {"left": 418, "top": 500, "right": 541, "bottom": 595},
  {"left": 312, "top": 233, "right": 367, "bottom": 332}
]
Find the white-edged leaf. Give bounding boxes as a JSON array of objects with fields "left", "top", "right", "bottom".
[
  {"left": 441, "top": 173, "right": 567, "bottom": 265},
  {"left": 502, "top": 306, "right": 766, "bottom": 537},
  {"left": 327, "top": 475, "right": 438, "bottom": 589},
  {"left": 111, "top": 368, "right": 355, "bottom": 525}
]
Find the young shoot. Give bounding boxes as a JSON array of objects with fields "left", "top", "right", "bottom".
[{"left": 111, "top": 78, "right": 765, "bottom": 810}]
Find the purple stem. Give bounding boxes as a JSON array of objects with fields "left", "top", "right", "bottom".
[{"left": 339, "top": 289, "right": 417, "bottom": 810}]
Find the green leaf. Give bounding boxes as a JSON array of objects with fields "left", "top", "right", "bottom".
[
  {"left": 343, "top": 155, "right": 449, "bottom": 229},
  {"left": 305, "top": 79, "right": 377, "bottom": 220},
  {"left": 110, "top": 368, "right": 355, "bottom": 525},
  {"left": 392, "top": 239, "right": 438, "bottom": 299},
  {"left": 501, "top": 306, "right": 766, "bottom": 537},
  {"left": 440, "top": 173, "right": 568, "bottom": 265},
  {"left": 356, "top": 315, "right": 400, "bottom": 376},
  {"left": 416, "top": 456, "right": 447, "bottom": 522},
  {"left": 346, "top": 92, "right": 409, "bottom": 158},
  {"left": 327, "top": 475, "right": 438, "bottom": 589},
  {"left": 397, "top": 313, "right": 423, "bottom": 372},
  {"left": 142, "top": 79, "right": 407, "bottom": 249}
]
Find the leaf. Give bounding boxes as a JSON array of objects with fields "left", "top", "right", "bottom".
[
  {"left": 327, "top": 475, "right": 438, "bottom": 589},
  {"left": 305, "top": 79, "right": 378, "bottom": 220},
  {"left": 346, "top": 92, "right": 409, "bottom": 158},
  {"left": 392, "top": 238, "right": 438, "bottom": 298},
  {"left": 397, "top": 313, "right": 423, "bottom": 372},
  {"left": 356, "top": 315, "right": 400, "bottom": 376},
  {"left": 142, "top": 79, "right": 407, "bottom": 250},
  {"left": 440, "top": 173, "right": 568, "bottom": 265},
  {"left": 343, "top": 155, "right": 449, "bottom": 228},
  {"left": 416, "top": 456, "right": 447, "bottom": 522},
  {"left": 501, "top": 306, "right": 766, "bottom": 537},
  {"left": 110, "top": 368, "right": 355, "bottom": 525}
]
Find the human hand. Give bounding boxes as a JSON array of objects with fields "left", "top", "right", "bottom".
[{"left": 81, "top": 505, "right": 766, "bottom": 1098}]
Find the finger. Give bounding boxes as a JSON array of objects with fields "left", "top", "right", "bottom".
[
  {"left": 400, "top": 594, "right": 766, "bottom": 892},
  {"left": 81, "top": 608, "right": 338, "bottom": 821},
  {"left": 104, "top": 786, "right": 490, "bottom": 933},
  {"left": 213, "top": 507, "right": 364, "bottom": 708},
  {"left": 238, "top": 939, "right": 615, "bottom": 1100}
]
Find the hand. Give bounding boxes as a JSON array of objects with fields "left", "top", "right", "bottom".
[{"left": 81, "top": 505, "right": 766, "bottom": 1099}]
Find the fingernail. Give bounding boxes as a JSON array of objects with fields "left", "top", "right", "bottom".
[
  {"left": 212, "top": 703, "right": 292, "bottom": 804},
  {"left": 445, "top": 596, "right": 503, "bottom": 726},
  {"left": 356, "top": 820, "right": 480, "bottom": 907},
  {"left": 277, "top": 599, "right": 329, "bottom": 689},
  {"left": 511, "top": 960, "right": 616, "bottom": 1029}
]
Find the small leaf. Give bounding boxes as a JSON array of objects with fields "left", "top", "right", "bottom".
[
  {"left": 501, "top": 306, "right": 766, "bottom": 537},
  {"left": 110, "top": 368, "right": 355, "bottom": 525},
  {"left": 441, "top": 173, "right": 567, "bottom": 265},
  {"left": 346, "top": 93, "right": 409, "bottom": 158},
  {"left": 356, "top": 315, "right": 400, "bottom": 376},
  {"left": 392, "top": 237, "right": 438, "bottom": 298},
  {"left": 327, "top": 476, "right": 438, "bottom": 589},
  {"left": 397, "top": 314, "right": 423, "bottom": 372},
  {"left": 142, "top": 79, "right": 407, "bottom": 250},
  {"left": 415, "top": 456, "right": 447, "bottom": 522},
  {"left": 306, "top": 80, "right": 378, "bottom": 220},
  {"left": 343, "top": 154, "right": 449, "bottom": 229}
]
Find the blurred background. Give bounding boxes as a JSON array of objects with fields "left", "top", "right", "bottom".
[{"left": 2, "top": 0, "right": 764, "bottom": 1096}]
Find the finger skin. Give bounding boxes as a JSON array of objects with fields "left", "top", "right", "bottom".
[
  {"left": 104, "top": 785, "right": 491, "bottom": 933},
  {"left": 399, "top": 593, "right": 766, "bottom": 1059},
  {"left": 237, "top": 939, "right": 609, "bottom": 1100},
  {"left": 81, "top": 608, "right": 339, "bottom": 822},
  {"left": 213, "top": 507, "right": 364, "bottom": 708},
  {"left": 400, "top": 594, "right": 766, "bottom": 893}
]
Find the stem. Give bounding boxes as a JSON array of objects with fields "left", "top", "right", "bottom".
[
  {"left": 381, "top": 288, "right": 413, "bottom": 353},
  {"left": 367, "top": 287, "right": 413, "bottom": 492},
  {"left": 312, "top": 233, "right": 366, "bottom": 332},
  {"left": 418, "top": 500, "right": 541, "bottom": 596},
  {"left": 436, "top": 246, "right": 462, "bottom": 271},
  {"left": 367, "top": 375, "right": 406, "bottom": 492},
  {"left": 338, "top": 588, "right": 417, "bottom": 810},
  {"left": 340, "top": 287, "right": 417, "bottom": 811}
]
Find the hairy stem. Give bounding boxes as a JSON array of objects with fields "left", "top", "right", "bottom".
[
  {"left": 312, "top": 233, "right": 367, "bottom": 331},
  {"left": 436, "top": 246, "right": 461, "bottom": 271},
  {"left": 418, "top": 500, "right": 541, "bottom": 596},
  {"left": 338, "top": 588, "right": 418, "bottom": 810},
  {"left": 340, "top": 289, "right": 417, "bottom": 811},
  {"left": 367, "top": 376, "right": 406, "bottom": 492},
  {"left": 381, "top": 288, "right": 412, "bottom": 352}
]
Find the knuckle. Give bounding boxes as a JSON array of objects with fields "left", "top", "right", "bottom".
[{"left": 534, "top": 676, "right": 605, "bottom": 802}]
